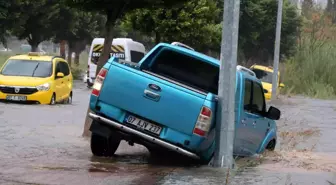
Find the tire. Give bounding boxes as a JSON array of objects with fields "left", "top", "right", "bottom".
[
  {"left": 266, "top": 140, "right": 276, "bottom": 151},
  {"left": 90, "top": 133, "right": 121, "bottom": 157},
  {"left": 66, "top": 92, "right": 72, "bottom": 104},
  {"left": 49, "top": 93, "right": 56, "bottom": 105}
]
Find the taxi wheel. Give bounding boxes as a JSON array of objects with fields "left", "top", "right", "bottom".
[
  {"left": 66, "top": 92, "right": 73, "bottom": 104},
  {"left": 50, "top": 93, "right": 56, "bottom": 105}
]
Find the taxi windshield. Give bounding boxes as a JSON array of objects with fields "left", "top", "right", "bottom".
[
  {"left": 251, "top": 68, "right": 273, "bottom": 84},
  {"left": 0, "top": 59, "right": 52, "bottom": 78}
]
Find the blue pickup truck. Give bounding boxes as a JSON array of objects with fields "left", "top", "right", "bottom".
[{"left": 88, "top": 42, "right": 281, "bottom": 164}]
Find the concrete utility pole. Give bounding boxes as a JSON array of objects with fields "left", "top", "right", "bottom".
[
  {"left": 271, "top": 0, "right": 283, "bottom": 101},
  {"left": 213, "top": 0, "right": 241, "bottom": 168}
]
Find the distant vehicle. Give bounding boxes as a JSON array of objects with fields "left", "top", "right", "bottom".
[
  {"left": 20, "top": 44, "right": 46, "bottom": 55},
  {"left": 87, "top": 42, "right": 281, "bottom": 164},
  {"left": 0, "top": 52, "right": 73, "bottom": 105},
  {"left": 250, "top": 64, "right": 285, "bottom": 100},
  {"left": 86, "top": 38, "right": 146, "bottom": 87}
]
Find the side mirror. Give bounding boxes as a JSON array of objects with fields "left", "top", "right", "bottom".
[
  {"left": 56, "top": 72, "right": 64, "bottom": 78},
  {"left": 266, "top": 106, "right": 281, "bottom": 120},
  {"left": 279, "top": 83, "right": 285, "bottom": 88}
]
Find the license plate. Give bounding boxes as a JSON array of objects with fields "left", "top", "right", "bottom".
[
  {"left": 124, "top": 115, "right": 162, "bottom": 135},
  {"left": 6, "top": 95, "right": 27, "bottom": 101}
]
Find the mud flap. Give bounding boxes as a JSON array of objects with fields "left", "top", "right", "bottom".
[{"left": 89, "top": 121, "right": 112, "bottom": 139}]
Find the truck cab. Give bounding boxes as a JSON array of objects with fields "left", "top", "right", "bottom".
[{"left": 87, "top": 43, "right": 281, "bottom": 164}]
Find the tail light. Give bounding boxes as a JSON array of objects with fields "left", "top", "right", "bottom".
[
  {"left": 92, "top": 68, "right": 108, "bottom": 96},
  {"left": 193, "top": 106, "right": 212, "bottom": 137}
]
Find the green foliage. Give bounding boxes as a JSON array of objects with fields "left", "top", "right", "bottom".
[
  {"left": 283, "top": 42, "right": 336, "bottom": 99},
  {"left": 8, "top": 0, "right": 60, "bottom": 51},
  {"left": 239, "top": 0, "right": 301, "bottom": 64},
  {"left": 122, "top": 0, "right": 221, "bottom": 53},
  {"left": 66, "top": 0, "right": 189, "bottom": 12},
  {"left": 0, "top": 1, "right": 12, "bottom": 46},
  {"left": 67, "top": 0, "right": 189, "bottom": 74},
  {"left": 124, "top": 0, "right": 301, "bottom": 61},
  {"left": 54, "top": 5, "right": 105, "bottom": 45},
  {"left": 70, "top": 66, "right": 84, "bottom": 80},
  {"left": 0, "top": 51, "right": 12, "bottom": 67}
]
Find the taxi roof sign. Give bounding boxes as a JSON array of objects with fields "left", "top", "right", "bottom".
[{"left": 28, "top": 52, "right": 41, "bottom": 56}]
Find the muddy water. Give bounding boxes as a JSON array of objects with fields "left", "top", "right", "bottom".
[{"left": 0, "top": 82, "right": 335, "bottom": 185}]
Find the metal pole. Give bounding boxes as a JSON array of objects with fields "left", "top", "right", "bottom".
[
  {"left": 213, "top": 0, "right": 240, "bottom": 168},
  {"left": 271, "top": 0, "right": 283, "bottom": 101}
]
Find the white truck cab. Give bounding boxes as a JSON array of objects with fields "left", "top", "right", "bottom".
[{"left": 85, "top": 38, "right": 146, "bottom": 87}]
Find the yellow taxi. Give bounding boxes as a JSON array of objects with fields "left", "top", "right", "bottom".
[
  {"left": 250, "top": 64, "right": 285, "bottom": 100},
  {"left": 0, "top": 52, "right": 73, "bottom": 105}
]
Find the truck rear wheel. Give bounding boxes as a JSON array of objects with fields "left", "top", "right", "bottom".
[{"left": 90, "top": 133, "right": 121, "bottom": 157}]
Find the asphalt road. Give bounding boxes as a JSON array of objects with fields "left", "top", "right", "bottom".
[{"left": 0, "top": 81, "right": 335, "bottom": 185}]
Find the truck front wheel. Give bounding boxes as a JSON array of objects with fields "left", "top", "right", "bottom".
[{"left": 90, "top": 133, "right": 121, "bottom": 157}]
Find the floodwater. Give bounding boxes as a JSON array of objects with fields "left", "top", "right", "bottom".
[{"left": 0, "top": 81, "right": 335, "bottom": 185}]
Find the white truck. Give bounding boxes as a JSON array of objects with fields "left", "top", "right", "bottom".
[{"left": 85, "top": 38, "right": 146, "bottom": 87}]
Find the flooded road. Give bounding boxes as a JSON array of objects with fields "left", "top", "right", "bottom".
[{"left": 0, "top": 82, "right": 335, "bottom": 185}]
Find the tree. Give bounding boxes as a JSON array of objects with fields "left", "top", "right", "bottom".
[
  {"left": 0, "top": 1, "right": 11, "bottom": 47},
  {"left": 67, "top": 0, "right": 190, "bottom": 137},
  {"left": 67, "top": 0, "right": 189, "bottom": 74},
  {"left": 302, "top": 0, "right": 314, "bottom": 18},
  {"left": 9, "top": 0, "right": 60, "bottom": 51},
  {"left": 238, "top": 0, "right": 301, "bottom": 65},
  {"left": 54, "top": 5, "right": 105, "bottom": 66},
  {"left": 326, "top": 0, "right": 336, "bottom": 23},
  {"left": 122, "top": 0, "right": 222, "bottom": 54}
]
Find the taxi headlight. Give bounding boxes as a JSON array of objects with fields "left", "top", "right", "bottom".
[{"left": 37, "top": 83, "right": 50, "bottom": 91}]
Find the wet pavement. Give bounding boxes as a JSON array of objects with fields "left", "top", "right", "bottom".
[{"left": 0, "top": 81, "right": 335, "bottom": 185}]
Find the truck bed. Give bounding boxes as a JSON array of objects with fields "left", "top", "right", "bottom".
[{"left": 97, "top": 61, "right": 208, "bottom": 136}]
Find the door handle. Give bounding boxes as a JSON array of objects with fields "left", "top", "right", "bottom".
[{"left": 144, "top": 89, "right": 160, "bottom": 101}]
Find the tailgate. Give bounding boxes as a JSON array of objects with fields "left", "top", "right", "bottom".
[{"left": 98, "top": 63, "right": 206, "bottom": 135}]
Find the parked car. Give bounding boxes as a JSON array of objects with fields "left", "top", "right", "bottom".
[
  {"left": 0, "top": 52, "right": 73, "bottom": 105},
  {"left": 250, "top": 64, "right": 285, "bottom": 100},
  {"left": 87, "top": 43, "right": 281, "bottom": 164}
]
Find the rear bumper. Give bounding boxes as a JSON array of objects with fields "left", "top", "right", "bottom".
[{"left": 88, "top": 112, "right": 200, "bottom": 160}]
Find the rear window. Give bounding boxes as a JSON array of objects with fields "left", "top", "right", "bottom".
[
  {"left": 1, "top": 59, "right": 52, "bottom": 77},
  {"left": 145, "top": 49, "right": 219, "bottom": 94}
]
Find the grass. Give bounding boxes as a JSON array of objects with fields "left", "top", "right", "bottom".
[
  {"left": 0, "top": 51, "right": 89, "bottom": 80},
  {"left": 282, "top": 41, "right": 336, "bottom": 99},
  {"left": 0, "top": 51, "right": 14, "bottom": 67}
]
